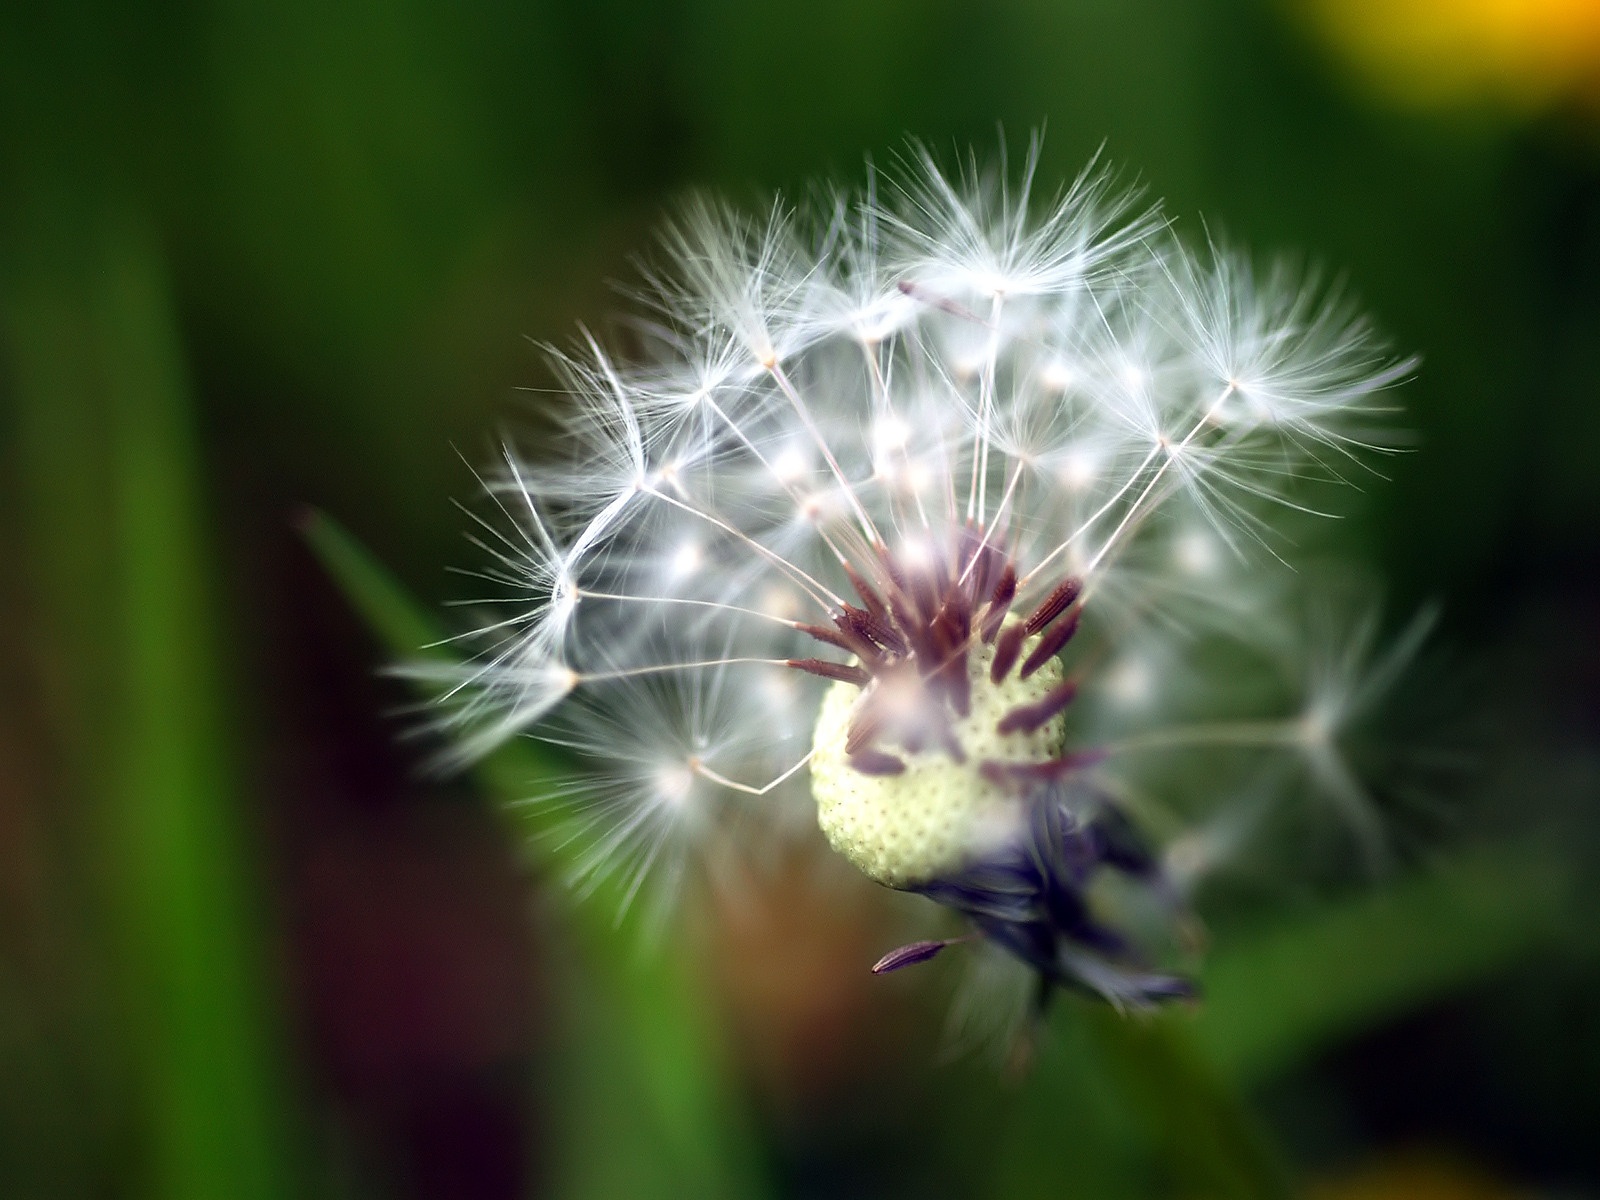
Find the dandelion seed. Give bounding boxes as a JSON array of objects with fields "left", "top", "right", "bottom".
[{"left": 430, "top": 137, "right": 1418, "bottom": 1022}]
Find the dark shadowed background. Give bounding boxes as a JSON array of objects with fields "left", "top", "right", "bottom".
[{"left": 3, "top": 1, "right": 1598, "bottom": 1197}]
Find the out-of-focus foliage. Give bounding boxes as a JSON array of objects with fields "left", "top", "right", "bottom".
[
  {"left": 305, "top": 512, "right": 770, "bottom": 1200},
  {"left": 4, "top": 0, "right": 1599, "bottom": 1197},
  {"left": 2, "top": 203, "right": 301, "bottom": 1197}
]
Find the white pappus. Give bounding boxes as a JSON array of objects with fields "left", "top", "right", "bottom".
[{"left": 426, "top": 138, "right": 1419, "bottom": 1010}]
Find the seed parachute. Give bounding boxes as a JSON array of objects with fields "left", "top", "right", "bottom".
[{"left": 423, "top": 138, "right": 1416, "bottom": 1012}]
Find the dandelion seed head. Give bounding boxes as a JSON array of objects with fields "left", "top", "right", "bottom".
[{"left": 430, "top": 136, "right": 1420, "bottom": 1014}]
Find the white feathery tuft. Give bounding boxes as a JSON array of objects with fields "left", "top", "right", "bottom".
[{"left": 426, "top": 138, "right": 1421, "bottom": 930}]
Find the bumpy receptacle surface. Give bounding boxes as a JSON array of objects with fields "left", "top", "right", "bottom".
[{"left": 811, "top": 640, "right": 1066, "bottom": 888}]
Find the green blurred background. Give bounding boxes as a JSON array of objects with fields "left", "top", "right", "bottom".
[{"left": 3, "top": 0, "right": 1598, "bottom": 1196}]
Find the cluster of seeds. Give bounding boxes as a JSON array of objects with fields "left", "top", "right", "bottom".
[{"left": 430, "top": 141, "right": 1413, "bottom": 1008}]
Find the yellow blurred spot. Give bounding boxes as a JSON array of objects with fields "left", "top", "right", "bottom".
[
  {"left": 1305, "top": 0, "right": 1600, "bottom": 111},
  {"left": 1309, "top": 1149, "right": 1528, "bottom": 1200}
]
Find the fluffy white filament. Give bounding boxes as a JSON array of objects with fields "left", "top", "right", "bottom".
[{"left": 431, "top": 139, "right": 1417, "bottom": 914}]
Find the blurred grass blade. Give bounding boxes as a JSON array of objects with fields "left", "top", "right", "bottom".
[
  {"left": 300, "top": 508, "right": 444, "bottom": 670},
  {"left": 985, "top": 1000, "right": 1295, "bottom": 1200},
  {"left": 299, "top": 509, "right": 560, "bottom": 823},
  {"left": 303, "top": 508, "right": 770, "bottom": 1200},
  {"left": 4, "top": 202, "right": 298, "bottom": 1197},
  {"left": 1082, "top": 1011, "right": 1296, "bottom": 1200},
  {"left": 1192, "top": 850, "right": 1568, "bottom": 1086}
]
